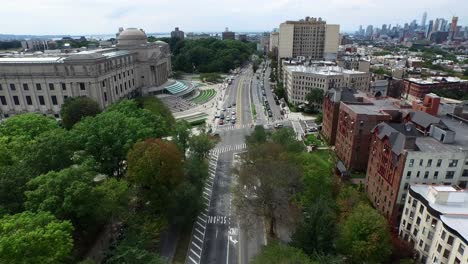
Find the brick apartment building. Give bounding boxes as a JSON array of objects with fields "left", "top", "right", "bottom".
[
  {"left": 366, "top": 112, "right": 468, "bottom": 227},
  {"left": 403, "top": 77, "right": 468, "bottom": 101},
  {"left": 411, "top": 93, "right": 441, "bottom": 116},
  {"left": 322, "top": 88, "right": 407, "bottom": 171}
]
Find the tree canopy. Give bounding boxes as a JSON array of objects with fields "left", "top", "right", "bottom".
[
  {"left": 252, "top": 243, "right": 315, "bottom": 264},
  {"left": 338, "top": 204, "right": 392, "bottom": 263},
  {"left": 170, "top": 38, "right": 255, "bottom": 73},
  {"left": 0, "top": 211, "right": 73, "bottom": 264},
  {"left": 60, "top": 96, "right": 101, "bottom": 129}
]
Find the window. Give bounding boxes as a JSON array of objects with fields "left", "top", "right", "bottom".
[
  {"left": 409, "top": 159, "right": 414, "bottom": 167},
  {"left": 104, "top": 92, "right": 107, "bottom": 102},
  {"left": 0, "top": 96, "right": 7, "bottom": 105},
  {"left": 38, "top": 96, "right": 45, "bottom": 105},
  {"left": 427, "top": 159, "right": 432, "bottom": 167},
  {"left": 419, "top": 159, "right": 423, "bottom": 166},
  {"left": 0, "top": 84, "right": 2, "bottom": 90},
  {"left": 416, "top": 217, "right": 421, "bottom": 225},
  {"left": 101, "top": 81, "right": 106, "bottom": 87},
  {"left": 417, "top": 171, "right": 420, "bottom": 178},
  {"left": 119, "top": 73, "right": 121, "bottom": 80},
  {"left": 434, "top": 171, "right": 439, "bottom": 179},
  {"left": 458, "top": 244, "right": 465, "bottom": 255},
  {"left": 449, "top": 159, "right": 458, "bottom": 167},
  {"left": 437, "top": 159, "right": 442, "bottom": 167},
  {"left": 64, "top": 95, "right": 68, "bottom": 100},
  {"left": 442, "top": 231, "right": 446, "bottom": 240},
  {"left": 443, "top": 249, "right": 450, "bottom": 259},
  {"left": 406, "top": 171, "right": 412, "bottom": 178},
  {"left": 23, "top": 83, "right": 29, "bottom": 90},
  {"left": 404, "top": 183, "right": 409, "bottom": 190},
  {"left": 49, "top": 83, "right": 54, "bottom": 90},
  {"left": 437, "top": 244, "right": 442, "bottom": 253},
  {"left": 419, "top": 205, "right": 424, "bottom": 214},
  {"left": 419, "top": 239, "right": 423, "bottom": 247},
  {"left": 446, "top": 171, "right": 455, "bottom": 179},
  {"left": 424, "top": 243, "right": 430, "bottom": 252},
  {"left": 412, "top": 228, "right": 418, "bottom": 236},
  {"left": 114, "top": 76, "right": 116, "bottom": 81},
  {"left": 79, "top": 82, "right": 85, "bottom": 91},
  {"left": 36, "top": 83, "right": 42, "bottom": 90},
  {"left": 61, "top": 83, "right": 66, "bottom": 90},
  {"left": 424, "top": 171, "right": 429, "bottom": 179},
  {"left": 447, "top": 235, "right": 454, "bottom": 246},
  {"left": 25, "top": 96, "right": 32, "bottom": 105},
  {"left": 10, "top": 84, "right": 16, "bottom": 91},
  {"left": 13, "top": 96, "right": 19, "bottom": 105},
  {"left": 51, "top": 96, "right": 57, "bottom": 105}
]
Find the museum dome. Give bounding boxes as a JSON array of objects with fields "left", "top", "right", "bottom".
[{"left": 117, "top": 28, "right": 147, "bottom": 46}]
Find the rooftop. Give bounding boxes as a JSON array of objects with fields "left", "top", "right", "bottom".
[
  {"left": 286, "top": 65, "right": 367, "bottom": 76},
  {"left": 407, "top": 76, "right": 468, "bottom": 85},
  {"left": 411, "top": 184, "right": 468, "bottom": 241}
]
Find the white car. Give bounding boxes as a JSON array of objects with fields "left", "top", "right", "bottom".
[
  {"left": 274, "top": 123, "right": 283, "bottom": 129},
  {"left": 231, "top": 111, "right": 236, "bottom": 115}
]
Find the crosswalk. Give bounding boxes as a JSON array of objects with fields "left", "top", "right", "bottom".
[
  {"left": 211, "top": 143, "right": 247, "bottom": 155},
  {"left": 215, "top": 123, "right": 251, "bottom": 131},
  {"left": 185, "top": 153, "right": 219, "bottom": 264}
]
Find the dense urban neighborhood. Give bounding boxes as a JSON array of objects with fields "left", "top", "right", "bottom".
[{"left": 1, "top": 2, "right": 468, "bottom": 264}]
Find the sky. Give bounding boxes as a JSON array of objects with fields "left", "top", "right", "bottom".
[{"left": 0, "top": 0, "right": 467, "bottom": 35}]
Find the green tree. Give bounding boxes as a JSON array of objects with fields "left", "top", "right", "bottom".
[
  {"left": 246, "top": 125, "right": 269, "bottom": 146},
  {"left": 136, "top": 97, "right": 176, "bottom": 131},
  {"left": 0, "top": 211, "right": 73, "bottom": 264},
  {"left": 251, "top": 243, "right": 314, "bottom": 264},
  {"left": 234, "top": 141, "right": 302, "bottom": 237},
  {"left": 188, "top": 133, "right": 215, "bottom": 159},
  {"left": 126, "top": 139, "right": 185, "bottom": 215},
  {"left": 271, "top": 128, "right": 305, "bottom": 153},
  {"left": 173, "top": 121, "right": 191, "bottom": 154},
  {"left": 305, "top": 89, "right": 324, "bottom": 113},
  {"left": 106, "top": 245, "right": 167, "bottom": 264},
  {"left": 338, "top": 204, "right": 392, "bottom": 263},
  {"left": 60, "top": 96, "right": 101, "bottom": 129},
  {"left": 0, "top": 113, "right": 58, "bottom": 140},
  {"left": 24, "top": 163, "right": 126, "bottom": 227}
]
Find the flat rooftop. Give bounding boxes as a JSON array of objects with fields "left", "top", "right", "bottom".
[
  {"left": 286, "top": 65, "right": 366, "bottom": 76},
  {"left": 407, "top": 77, "right": 467, "bottom": 85},
  {"left": 0, "top": 48, "right": 131, "bottom": 64}
]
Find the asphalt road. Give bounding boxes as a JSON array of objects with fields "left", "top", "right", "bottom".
[{"left": 186, "top": 62, "right": 291, "bottom": 264}]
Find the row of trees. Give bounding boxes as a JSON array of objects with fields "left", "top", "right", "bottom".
[
  {"left": 0, "top": 96, "right": 214, "bottom": 263},
  {"left": 236, "top": 126, "right": 399, "bottom": 263},
  {"left": 153, "top": 37, "right": 256, "bottom": 73}
]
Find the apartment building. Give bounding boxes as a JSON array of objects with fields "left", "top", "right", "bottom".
[
  {"left": 399, "top": 185, "right": 468, "bottom": 264},
  {"left": 283, "top": 65, "right": 369, "bottom": 105},
  {"left": 366, "top": 111, "right": 468, "bottom": 226},
  {"left": 404, "top": 77, "right": 468, "bottom": 101},
  {"left": 278, "top": 17, "right": 339, "bottom": 60},
  {"left": 334, "top": 98, "right": 402, "bottom": 171},
  {"left": 0, "top": 28, "right": 171, "bottom": 118}
]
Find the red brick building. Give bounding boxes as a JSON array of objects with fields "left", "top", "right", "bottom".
[
  {"left": 411, "top": 93, "right": 441, "bottom": 116},
  {"left": 404, "top": 77, "right": 468, "bottom": 100},
  {"left": 334, "top": 102, "right": 395, "bottom": 171},
  {"left": 321, "top": 88, "right": 359, "bottom": 145},
  {"left": 366, "top": 123, "right": 418, "bottom": 226}
]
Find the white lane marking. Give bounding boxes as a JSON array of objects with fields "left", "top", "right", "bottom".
[
  {"left": 192, "top": 241, "right": 202, "bottom": 251},
  {"left": 203, "top": 191, "right": 210, "bottom": 196},
  {"left": 194, "top": 235, "right": 203, "bottom": 243},
  {"left": 204, "top": 187, "right": 211, "bottom": 192},
  {"left": 198, "top": 216, "right": 206, "bottom": 223},
  {"left": 195, "top": 228, "right": 204, "bottom": 236},
  {"left": 191, "top": 248, "right": 201, "bottom": 258},
  {"left": 189, "top": 256, "right": 198, "bottom": 264},
  {"left": 196, "top": 221, "right": 205, "bottom": 229}
]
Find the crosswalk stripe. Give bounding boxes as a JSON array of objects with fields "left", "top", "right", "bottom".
[
  {"left": 195, "top": 228, "right": 204, "bottom": 236},
  {"left": 196, "top": 221, "right": 205, "bottom": 229},
  {"left": 191, "top": 249, "right": 201, "bottom": 258},
  {"left": 198, "top": 216, "right": 206, "bottom": 223},
  {"left": 189, "top": 256, "right": 198, "bottom": 264},
  {"left": 192, "top": 241, "right": 202, "bottom": 251}
]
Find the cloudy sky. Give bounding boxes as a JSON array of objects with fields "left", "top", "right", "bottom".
[{"left": 1, "top": 0, "right": 466, "bottom": 35}]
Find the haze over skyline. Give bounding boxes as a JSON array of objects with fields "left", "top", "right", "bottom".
[{"left": 1, "top": 0, "right": 467, "bottom": 35}]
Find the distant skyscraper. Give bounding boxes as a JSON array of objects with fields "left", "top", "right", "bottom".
[
  {"left": 170, "top": 27, "right": 185, "bottom": 40},
  {"left": 421, "top": 11, "right": 427, "bottom": 28},
  {"left": 433, "top": 18, "right": 440, "bottom": 32},
  {"left": 440, "top": 19, "right": 448, "bottom": 32},
  {"left": 366, "top": 25, "right": 373, "bottom": 37},
  {"left": 426, "top": 20, "right": 433, "bottom": 38},
  {"left": 449, "top": 16, "right": 458, "bottom": 40},
  {"left": 382, "top": 24, "right": 387, "bottom": 34}
]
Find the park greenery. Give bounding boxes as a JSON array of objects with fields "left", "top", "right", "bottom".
[
  {"left": 239, "top": 126, "right": 405, "bottom": 263},
  {"left": 152, "top": 37, "right": 256, "bottom": 74},
  {"left": 0, "top": 96, "right": 215, "bottom": 263}
]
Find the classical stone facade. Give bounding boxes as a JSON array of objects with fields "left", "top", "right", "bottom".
[{"left": 0, "top": 28, "right": 171, "bottom": 118}]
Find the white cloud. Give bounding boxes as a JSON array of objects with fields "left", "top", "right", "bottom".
[{"left": 0, "top": 0, "right": 466, "bottom": 34}]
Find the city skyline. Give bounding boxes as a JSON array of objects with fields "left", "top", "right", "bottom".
[{"left": 0, "top": 0, "right": 467, "bottom": 35}]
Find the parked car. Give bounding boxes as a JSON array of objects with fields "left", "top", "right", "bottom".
[
  {"left": 268, "top": 111, "right": 273, "bottom": 117},
  {"left": 306, "top": 127, "right": 318, "bottom": 133},
  {"left": 274, "top": 123, "right": 283, "bottom": 129},
  {"left": 231, "top": 111, "right": 236, "bottom": 115},
  {"left": 219, "top": 119, "right": 224, "bottom": 125}
]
